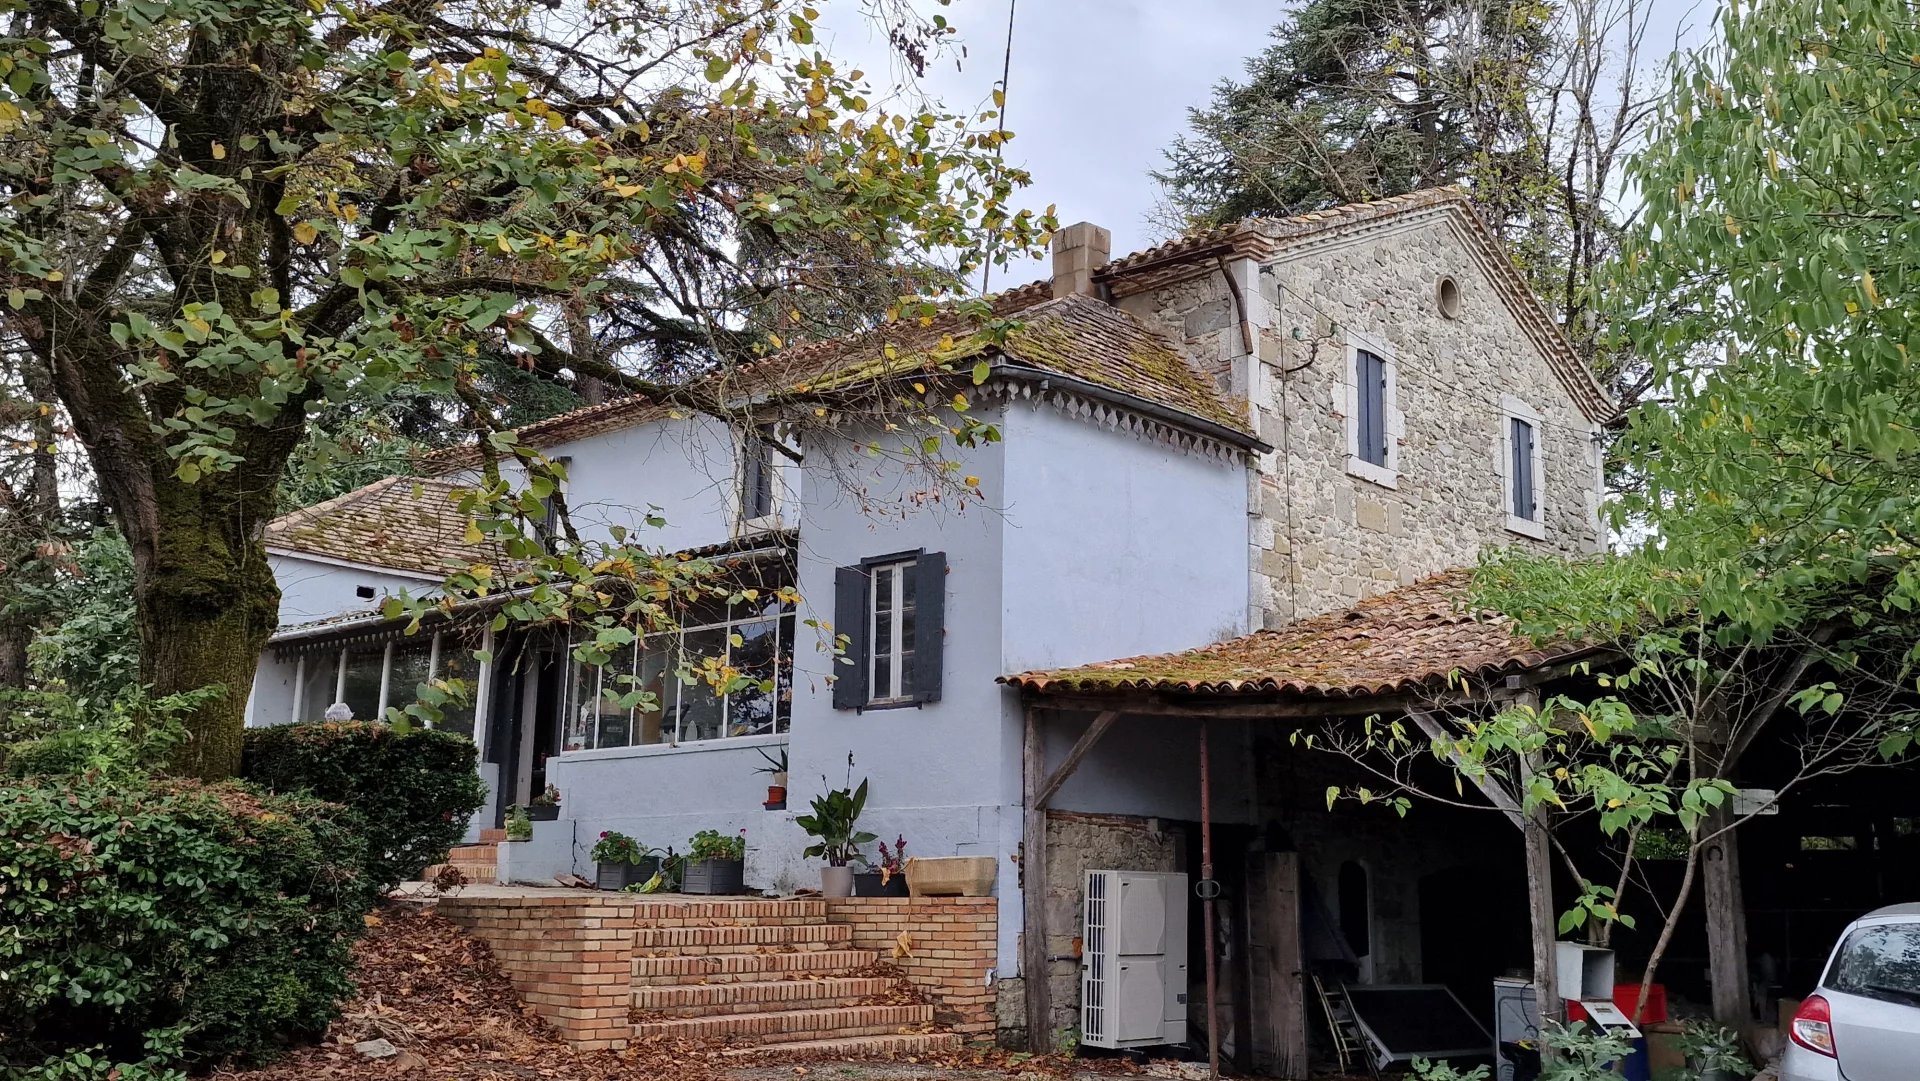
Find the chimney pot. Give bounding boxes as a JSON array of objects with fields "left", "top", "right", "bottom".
[{"left": 1050, "top": 222, "right": 1112, "bottom": 300}]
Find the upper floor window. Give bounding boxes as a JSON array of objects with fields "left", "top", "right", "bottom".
[
  {"left": 833, "top": 552, "right": 945, "bottom": 710},
  {"left": 740, "top": 429, "right": 776, "bottom": 522},
  {"left": 1502, "top": 396, "right": 1546, "bottom": 539},
  {"left": 1344, "top": 334, "right": 1399, "bottom": 487}
]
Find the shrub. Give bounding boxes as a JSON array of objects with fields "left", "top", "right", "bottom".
[
  {"left": 688, "top": 827, "right": 746, "bottom": 862},
  {"left": 242, "top": 720, "right": 487, "bottom": 891},
  {"left": 0, "top": 775, "right": 377, "bottom": 1077}
]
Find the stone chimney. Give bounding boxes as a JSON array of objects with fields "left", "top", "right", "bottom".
[{"left": 1050, "top": 222, "right": 1111, "bottom": 300}]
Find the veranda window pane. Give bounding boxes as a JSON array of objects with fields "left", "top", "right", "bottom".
[
  {"left": 296, "top": 654, "right": 337, "bottom": 722},
  {"left": 388, "top": 638, "right": 434, "bottom": 715},
  {"left": 436, "top": 640, "right": 478, "bottom": 741},
  {"left": 341, "top": 646, "right": 385, "bottom": 721},
  {"left": 594, "top": 643, "right": 638, "bottom": 749},
  {"left": 728, "top": 619, "right": 780, "bottom": 737},
  {"left": 676, "top": 628, "right": 726, "bottom": 742},
  {"left": 898, "top": 568, "right": 917, "bottom": 700},
  {"left": 776, "top": 614, "right": 795, "bottom": 732},
  {"left": 564, "top": 657, "right": 597, "bottom": 751},
  {"left": 633, "top": 644, "right": 671, "bottom": 745},
  {"left": 872, "top": 566, "right": 895, "bottom": 698}
]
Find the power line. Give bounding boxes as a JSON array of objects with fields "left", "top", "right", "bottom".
[{"left": 979, "top": 0, "right": 1017, "bottom": 297}]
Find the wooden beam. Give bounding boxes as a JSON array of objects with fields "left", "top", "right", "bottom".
[
  {"left": 1407, "top": 708, "right": 1525, "bottom": 829},
  {"left": 1021, "top": 704, "right": 1052, "bottom": 1053},
  {"left": 1033, "top": 710, "right": 1120, "bottom": 810},
  {"left": 1703, "top": 808, "right": 1751, "bottom": 1026},
  {"left": 1513, "top": 690, "right": 1561, "bottom": 1030}
]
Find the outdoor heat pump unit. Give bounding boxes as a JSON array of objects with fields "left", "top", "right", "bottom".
[{"left": 1081, "top": 870, "right": 1189, "bottom": 1049}]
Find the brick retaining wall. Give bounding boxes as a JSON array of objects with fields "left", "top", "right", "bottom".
[
  {"left": 823, "top": 897, "right": 998, "bottom": 1039},
  {"left": 435, "top": 894, "right": 640, "bottom": 1051}
]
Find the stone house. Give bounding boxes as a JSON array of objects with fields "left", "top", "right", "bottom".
[{"left": 245, "top": 187, "right": 1613, "bottom": 1064}]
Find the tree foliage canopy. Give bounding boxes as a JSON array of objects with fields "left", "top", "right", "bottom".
[{"left": 0, "top": 0, "right": 1051, "bottom": 774}]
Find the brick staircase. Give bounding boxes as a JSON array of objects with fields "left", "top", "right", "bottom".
[
  {"left": 420, "top": 828, "right": 503, "bottom": 885},
  {"left": 628, "top": 899, "right": 960, "bottom": 1058}
]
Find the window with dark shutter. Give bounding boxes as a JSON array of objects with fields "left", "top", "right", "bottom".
[
  {"left": 740, "top": 430, "right": 775, "bottom": 521},
  {"left": 830, "top": 551, "right": 944, "bottom": 710},
  {"left": 1510, "top": 417, "right": 1537, "bottom": 520},
  {"left": 1356, "top": 349, "right": 1388, "bottom": 467}
]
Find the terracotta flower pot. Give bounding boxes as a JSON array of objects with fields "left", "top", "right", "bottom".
[
  {"left": 820, "top": 865, "right": 854, "bottom": 898},
  {"left": 766, "top": 784, "right": 787, "bottom": 803}
]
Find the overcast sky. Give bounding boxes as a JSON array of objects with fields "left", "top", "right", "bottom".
[{"left": 821, "top": 0, "right": 1715, "bottom": 288}]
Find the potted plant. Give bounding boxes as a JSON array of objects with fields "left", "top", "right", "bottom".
[
  {"left": 797, "top": 778, "right": 876, "bottom": 898},
  {"left": 527, "top": 783, "right": 561, "bottom": 821},
  {"left": 590, "top": 831, "right": 662, "bottom": 891},
  {"left": 1676, "top": 1019, "right": 1751, "bottom": 1081},
  {"left": 854, "top": 835, "right": 911, "bottom": 897},
  {"left": 504, "top": 805, "right": 532, "bottom": 841},
  {"left": 755, "top": 746, "right": 789, "bottom": 808},
  {"left": 681, "top": 829, "right": 747, "bottom": 894}
]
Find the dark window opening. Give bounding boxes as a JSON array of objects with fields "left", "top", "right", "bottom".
[
  {"left": 831, "top": 552, "right": 945, "bottom": 710},
  {"left": 1339, "top": 860, "right": 1372, "bottom": 960},
  {"left": 741, "top": 431, "right": 776, "bottom": 521}
]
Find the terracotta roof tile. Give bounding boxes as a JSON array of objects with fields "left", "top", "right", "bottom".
[
  {"left": 266, "top": 476, "right": 500, "bottom": 576},
  {"left": 423, "top": 279, "right": 1252, "bottom": 472},
  {"left": 1000, "top": 568, "right": 1595, "bottom": 700}
]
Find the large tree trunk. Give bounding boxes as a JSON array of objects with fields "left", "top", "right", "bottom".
[{"left": 128, "top": 467, "right": 284, "bottom": 779}]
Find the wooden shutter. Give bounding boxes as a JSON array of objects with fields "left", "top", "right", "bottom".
[
  {"left": 1511, "top": 417, "right": 1535, "bottom": 519},
  {"left": 832, "top": 565, "right": 868, "bottom": 709},
  {"left": 910, "top": 552, "right": 945, "bottom": 704},
  {"left": 1357, "top": 350, "right": 1387, "bottom": 466}
]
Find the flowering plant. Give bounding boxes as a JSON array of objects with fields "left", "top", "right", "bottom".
[
  {"left": 591, "top": 831, "right": 649, "bottom": 864},
  {"left": 875, "top": 836, "right": 908, "bottom": 883},
  {"left": 531, "top": 783, "right": 561, "bottom": 808}
]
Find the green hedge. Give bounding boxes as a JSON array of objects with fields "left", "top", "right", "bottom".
[
  {"left": 0, "top": 776, "right": 377, "bottom": 1078},
  {"left": 242, "top": 720, "right": 487, "bottom": 891}
]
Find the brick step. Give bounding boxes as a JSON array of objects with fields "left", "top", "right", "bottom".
[
  {"left": 631, "top": 950, "right": 877, "bottom": 985},
  {"left": 448, "top": 844, "right": 496, "bottom": 864},
  {"left": 627, "top": 899, "right": 828, "bottom": 926},
  {"left": 632, "top": 923, "right": 851, "bottom": 953},
  {"left": 633, "top": 1003, "right": 934, "bottom": 1045},
  {"left": 632, "top": 976, "right": 896, "bottom": 1018},
  {"left": 478, "top": 828, "right": 507, "bottom": 844},
  {"left": 723, "top": 1032, "right": 962, "bottom": 1058}
]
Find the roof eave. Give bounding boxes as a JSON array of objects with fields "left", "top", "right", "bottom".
[{"left": 990, "top": 359, "right": 1270, "bottom": 453}]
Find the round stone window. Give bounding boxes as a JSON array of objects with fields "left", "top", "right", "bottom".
[{"left": 1436, "top": 276, "right": 1462, "bottom": 319}]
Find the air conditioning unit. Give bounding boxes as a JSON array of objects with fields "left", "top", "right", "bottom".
[{"left": 1082, "top": 870, "right": 1189, "bottom": 1049}]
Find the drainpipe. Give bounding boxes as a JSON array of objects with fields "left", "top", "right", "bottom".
[{"left": 1200, "top": 722, "right": 1219, "bottom": 1081}]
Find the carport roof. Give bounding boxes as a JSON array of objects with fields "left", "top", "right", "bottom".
[{"left": 1000, "top": 569, "right": 1597, "bottom": 701}]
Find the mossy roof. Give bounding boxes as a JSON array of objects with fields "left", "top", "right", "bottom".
[
  {"left": 266, "top": 475, "right": 499, "bottom": 577},
  {"left": 422, "top": 280, "right": 1253, "bottom": 473},
  {"left": 1001, "top": 569, "right": 1595, "bottom": 701}
]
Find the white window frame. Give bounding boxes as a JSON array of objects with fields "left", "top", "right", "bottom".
[
  {"left": 1500, "top": 395, "right": 1547, "bottom": 539},
  {"left": 866, "top": 559, "right": 915, "bottom": 705},
  {"left": 1343, "top": 330, "right": 1401, "bottom": 489},
  {"left": 735, "top": 426, "right": 793, "bottom": 534},
  {"left": 562, "top": 605, "right": 793, "bottom": 753}
]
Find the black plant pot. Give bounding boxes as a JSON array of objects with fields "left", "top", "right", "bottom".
[
  {"left": 853, "top": 871, "right": 910, "bottom": 897},
  {"left": 527, "top": 805, "right": 560, "bottom": 821},
  {"left": 681, "top": 857, "right": 746, "bottom": 895},
  {"left": 597, "top": 857, "right": 663, "bottom": 891}
]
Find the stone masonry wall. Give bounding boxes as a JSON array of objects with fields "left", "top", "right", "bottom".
[
  {"left": 823, "top": 897, "right": 997, "bottom": 1040},
  {"left": 436, "top": 894, "right": 639, "bottom": 1051},
  {"left": 1121, "top": 212, "right": 1606, "bottom": 627}
]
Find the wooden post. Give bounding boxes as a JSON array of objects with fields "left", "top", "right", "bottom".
[
  {"left": 1254, "top": 850, "right": 1308, "bottom": 1079},
  {"left": 1021, "top": 704, "right": 1052, "bottom": 1052},
  {"left": 1514, "top": 690, "right": 1560, "bottom": 1029},
  {"left": 1703, "top": 809, "right": 1751, "bottom": 1026}
]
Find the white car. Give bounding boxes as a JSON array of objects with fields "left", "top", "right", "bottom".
[{"left": 1784, "top": 903, "right": 1920, "bottom": 1081}]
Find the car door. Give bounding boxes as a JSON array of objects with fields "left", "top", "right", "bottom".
[{"left": 1822, "top": 919, "right": 1920, "bottom": 1081}]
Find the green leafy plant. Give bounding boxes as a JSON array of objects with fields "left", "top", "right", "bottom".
[
  {"left": 1412, "top": 1059, "right": 1492, "bottom": 1081},
  {"left": 754, "top": 746, "right": 789, "bottom": 777},
  {"left": 0, "top": 775, "right": 377, "bottom": 1075},
  {"left": 242, "top": 720, "right": 486, "bottom": 892},
  {"left": 796, "top": 779, "right": 877, "bottom": 867},
  {"left": 1676, "top": 1020, "right": 1751, "bottom": 1076},
  {"left": 1538, "top": 1020, "right": 1633, "bottom": 1081},
  {"left": 505, "top": 806, "right": 532, "bottom": 841},
  {"left": 531, "top": 783, "right": 561, "bottom": 808},
  {"left": 592, "top": 831, "right": 651, "bottom": 865},
  {"left": 688, "top": 829, "right": 745, "bottom": 862}
]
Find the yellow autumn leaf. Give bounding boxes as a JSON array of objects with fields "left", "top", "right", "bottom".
[
  {"left": 292, "top": 221, "right": 319, "bottom": 245},
  {"left": 44, "top": 270, "right": 63, "bottom": 282},
  {"left": 496, "top": 234, "right": 512, "bottom": 253},
  {"left": 963, "top": 475, "right": 980, "bottom": 487},
  {"left": 1863, "top": 269, "right": 1880, "bottom": 305},
  {"left": 211, "top": 141, "right": 226, "bottom": 160},
  {"left": 464, "top": 522, "right": 483, "bottom": 544}
]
